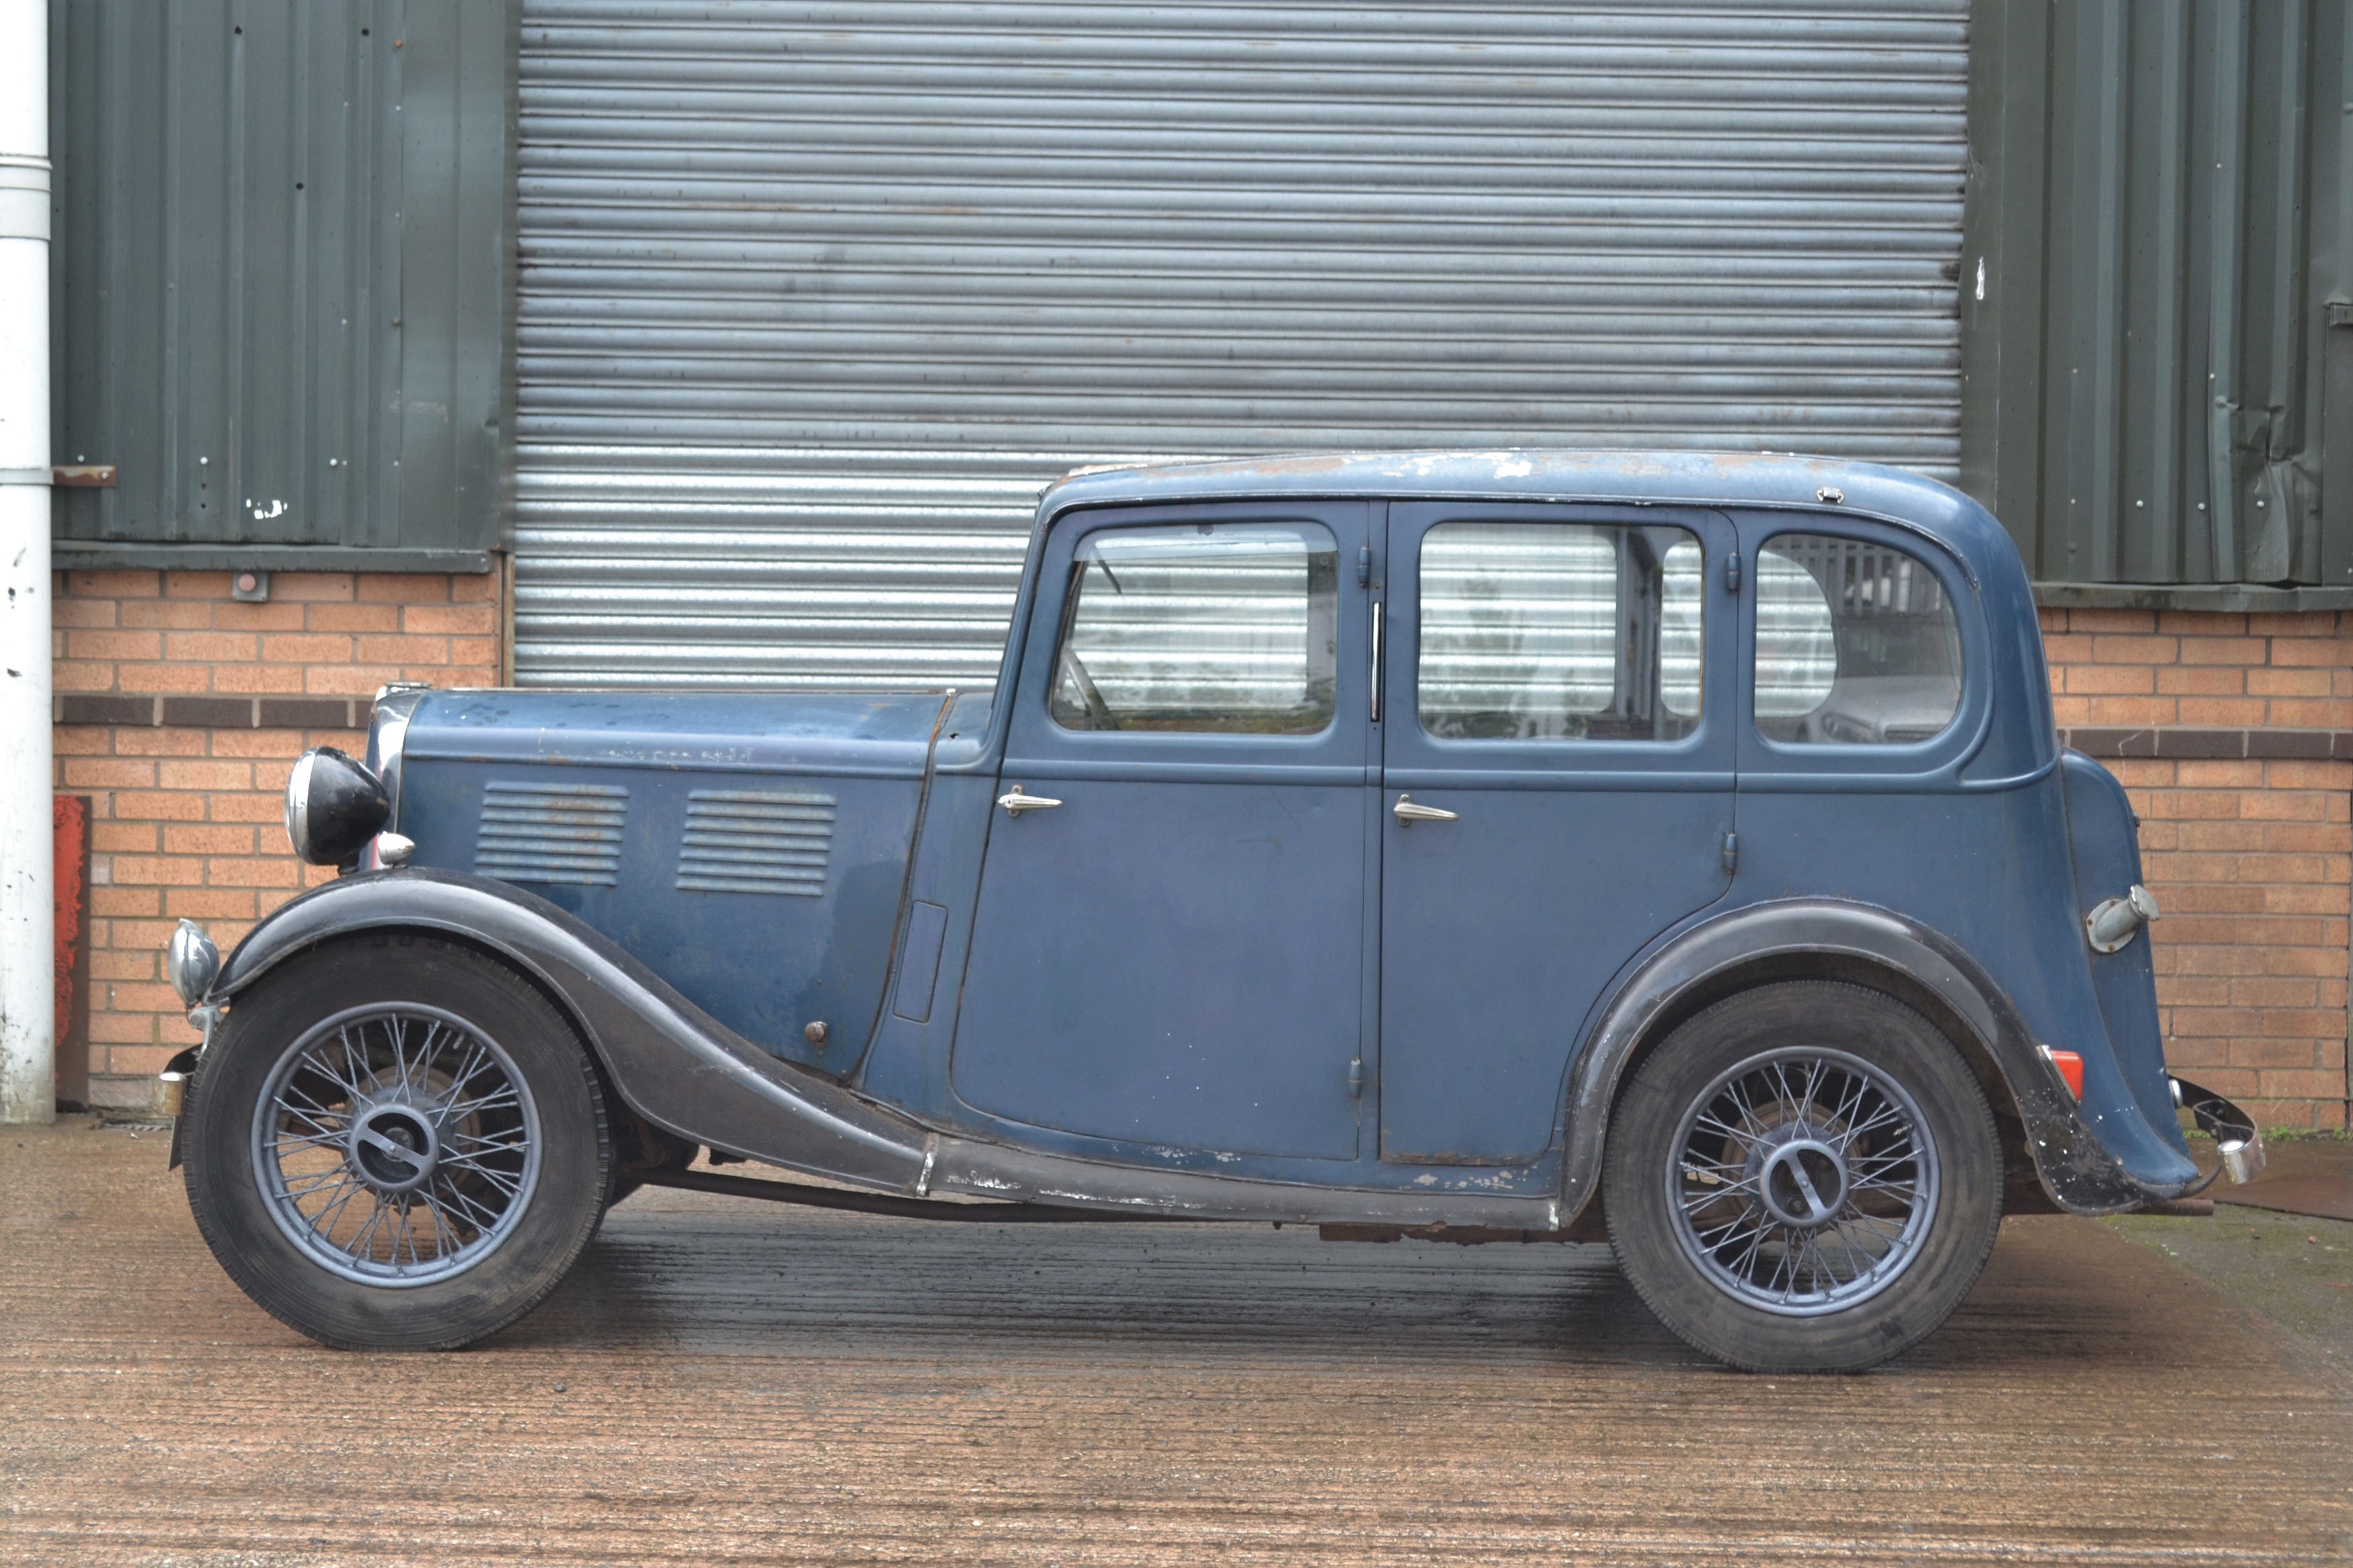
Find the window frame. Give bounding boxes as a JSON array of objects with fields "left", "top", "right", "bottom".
[
  {"left": 1732, "top": 511, "right": 1993, "bottom": 790},
  {"left": 1047, "top": 518, "right": 1343, "bottom": 739},
  {"left": 1412, "top": 517, "right": 1708, "bottom": 745},
  {"left": 1000, "top": 499, "right": 1377, "bottom": 783},
  {"left": 1382, "top": 501, "right": 1738, "bottom": 792}
]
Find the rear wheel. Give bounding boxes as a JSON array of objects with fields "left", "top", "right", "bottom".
[
  {"left": 183, "top": 934, "right": 610, "bottom": 1350},
  {"left": 1603, "top": 981, "right": 2001, "bottom": 1372}
]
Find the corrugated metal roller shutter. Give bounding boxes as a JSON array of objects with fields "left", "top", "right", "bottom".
[{"left": 514, "top": 0, "right": 1970, "bottom": 688}]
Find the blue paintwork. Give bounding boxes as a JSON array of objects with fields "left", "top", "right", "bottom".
[
  {"left": 395, "top": 689, "right": 946, "bottom": 1072},
  {"left": 378, "top": 452, "right": 2202, "bottom": 1204},
  {"left": 2061, "top": 752, "right": 2191, "bottom": 1159},
  {"left": 399, "top": 689, "right": 946, "bottom": 775}
]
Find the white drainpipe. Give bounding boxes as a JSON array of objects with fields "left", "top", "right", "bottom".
[{"left": 0, "top": 0, "right": 50, "bottom": 1124}]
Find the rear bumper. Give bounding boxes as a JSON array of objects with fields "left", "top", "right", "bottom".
[{"left": 2167, "top": 1075, "right": 2267, "bottom": 1192}]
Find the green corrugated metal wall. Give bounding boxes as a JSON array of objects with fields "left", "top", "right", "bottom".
[
  {"left": 46, "top": 0, "right": 514, "bottom": 572},
  {"left": 1964, "top": 0, "right": 2353, "bottom": 592}
]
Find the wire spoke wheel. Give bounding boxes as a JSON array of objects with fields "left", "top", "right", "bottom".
[
  {"left": 1606, "top": 983, "right": 1998, "bottom": 1372},
  {"left": 250, "top": 1003, "right": 543, "bottom": 1287},
  {"left": 1667, "top": 1046, "right": 1939, "bottom": 1317}
]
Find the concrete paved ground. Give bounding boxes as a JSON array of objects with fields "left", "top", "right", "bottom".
[
  {"left": 3, "top": 1121, "right": 2348, "bottom": 1567},
  {"left": 2109, "top": 1137, "right": 2353, "bottom": 1363}
]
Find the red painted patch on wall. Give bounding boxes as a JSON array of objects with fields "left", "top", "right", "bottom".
[{"left": 54, "top": 795, "right": 90, "bottom": 1110}]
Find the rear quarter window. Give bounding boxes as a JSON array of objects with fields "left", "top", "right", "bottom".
[{"left": 1755, "top": 534, "right": 1961, "bottom": 746}]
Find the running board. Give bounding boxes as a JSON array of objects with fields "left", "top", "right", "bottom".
[{"left": 636, "top": 1168, "right": 1176, "bottom": 1224}]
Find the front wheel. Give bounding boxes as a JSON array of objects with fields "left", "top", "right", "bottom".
[
  {"left": 183, "top": 934, "right": 611, "bottom": 1350},
  {"left": 1603, "top": 981, "right": 2001, "bottom": 1373}
]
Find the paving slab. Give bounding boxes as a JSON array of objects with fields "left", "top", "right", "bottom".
[
  {"left": 2216, "top": 1139, "right": 2353, "bottom": 1223},
  {"left": 3, "top": 1121, "right": 2350, "bottom": 1566}
]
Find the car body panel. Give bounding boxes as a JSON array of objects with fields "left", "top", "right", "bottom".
[
  {"left": 954, "top": 775, "right": 1371, "bottom": 1157},
  {"left": 1554, "top": 895, "right": 2167, "bottom": 1216},
  {"left": 2061, "top": 751, "right": 2189, "bottom": 1159},
  {"left": 393, "top": 690, "right": 949, "bottom": 1070}
]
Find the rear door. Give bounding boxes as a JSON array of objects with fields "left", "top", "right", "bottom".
[
  {"left": 1375, "top": 502, "right": 1738, "bottom": 1163},
  {"left": 950, "top": 500, "right": 1376, "bottom": 1159}
]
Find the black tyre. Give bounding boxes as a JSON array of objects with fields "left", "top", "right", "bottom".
[
  {"left": 1603, "top": 981, "right": 2001, "bottom": 1373},
  {"left": 182, "top": 934, "right": 611, "bottom": 1350}
]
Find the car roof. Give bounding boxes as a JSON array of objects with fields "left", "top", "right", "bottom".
[{"left": 1039, "top": 448, "right": 2003, "bottom": 572}]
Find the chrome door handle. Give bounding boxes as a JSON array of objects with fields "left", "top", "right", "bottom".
[
  {"left": 998, "top": 785, "right": 1063, "bottom": 817},
  {"left": 1392, "top": 793, "right": 1458, "bottom": 825}
]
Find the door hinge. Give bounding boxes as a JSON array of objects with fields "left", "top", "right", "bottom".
[
  {"left": 1722, "top": 831, "right": 1739, "bottom": 875},
  {"left": 1357, "top": 543, "right": 1371, "bottom": 587},
  {"left": 1724, "top": 549, "right": 1743, "bottom": 593},
  {"left": 1348, "top": 1057, "right": 1364, "bottom": 1098}
]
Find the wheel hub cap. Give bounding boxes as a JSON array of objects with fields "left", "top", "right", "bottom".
[
  {"left": 348, "top": 1101, "right": 440, "bottom": 1193},
  {"left": 1756, "top": 1134, "right": 1848, "bottom": 1229}
]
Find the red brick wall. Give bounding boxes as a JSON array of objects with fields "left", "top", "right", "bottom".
[
  {"left": 51, "top": 569, "right": 499, "bottom": 1111},
  {"left": 2040, "top": 607, "right": 2353, "bottom": 732},
  {"left": 2042, "top": 608, "right": 2352, "bottom": 1130}
]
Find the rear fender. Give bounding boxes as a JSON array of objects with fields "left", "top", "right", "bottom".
[
  {"left": 208, "top": 867, "right": 932, "bottom": 1192},
  {"left": 2058, "top": 750, "right": 2185, "bottom": 1146},
  {"left": 1563, "top": 898, "right": 2190, "bottom": 1218}
]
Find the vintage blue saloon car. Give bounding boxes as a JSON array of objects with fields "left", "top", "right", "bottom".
[{"left": 163, "top": 452, "right": 2262, "bottom": 1373}]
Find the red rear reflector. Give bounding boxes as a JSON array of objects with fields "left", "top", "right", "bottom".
[{"left": 2045, "top": 1048, "right": 2084, "bottom": 1100}]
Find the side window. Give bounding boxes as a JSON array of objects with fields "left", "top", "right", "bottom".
[
  {"left": 1050, "top": 521, "right": 1338, "bottom": 734},
  {"left": 1418, "top": 522, "right": 1703, "bottom": 741},
  {"left": 1755, "top": 534, "right": 1962, "bottom": 746}
]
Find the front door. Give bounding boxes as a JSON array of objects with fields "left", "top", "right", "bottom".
[
  {"left": 951, "top": 501, "right": 1375, "bottom": 1159},
  {"left": 1376, "top": 503, "right": 1738, "bottom": 1163}
]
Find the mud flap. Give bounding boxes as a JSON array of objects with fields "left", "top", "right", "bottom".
[{"left": 159, "top": 1047, "right": 200, "bottom": 1171}]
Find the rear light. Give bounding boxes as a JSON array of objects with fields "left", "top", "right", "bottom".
[{"left": 2039, "top": 1046, "right": 2085, "bottom": 1100}]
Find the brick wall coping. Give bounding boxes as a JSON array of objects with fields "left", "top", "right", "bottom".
[
  {"left": 53, "top": 542, "right": 493, "bottom": 574},
  {"left": 2034, "top": 581, "right": 2353, "bottom": 613},
  {"left": 2059, "top": 727, "right": 2353, "bottom": 760},
  {"left": 56, "top": 694, "right": 377, "bottom": 731}
]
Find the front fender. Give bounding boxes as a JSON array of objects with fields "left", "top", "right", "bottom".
[
  {"left": 210, "top": 867, "right": 932, "bottom": 1192},
  {"left": 1560, "top": 898, "right": 2192, "bottom": 1218}
]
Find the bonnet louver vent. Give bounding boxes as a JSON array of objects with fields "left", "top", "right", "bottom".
[
  {"left": 678, "top": 789, "right": 834, "bottom": 897},
  {"left": 474, "top": 782, "right": 628, "bottom": 886}
]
